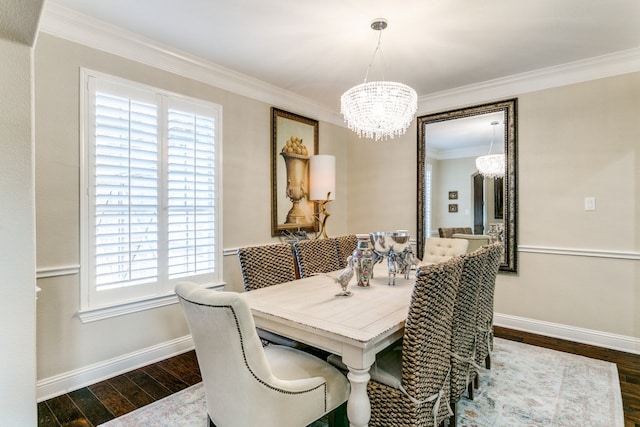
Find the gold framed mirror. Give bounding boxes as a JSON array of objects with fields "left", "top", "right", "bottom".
[{"left": 417, "top": 99, "right": 518, "bottom": 273}]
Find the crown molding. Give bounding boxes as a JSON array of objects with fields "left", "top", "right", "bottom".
[
  {"left": 39, "top": 3, "right": 344, "bottom": 127},
  {"left": 418, "top": 47, "right": 640, "bottom": 114},
  {"left": 427, "top": 144, "right": 491, "bottom": 161},
  {"left": 40, "top": 3, "right": 640, "bottom": 125}
]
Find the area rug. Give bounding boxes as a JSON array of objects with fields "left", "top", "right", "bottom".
[{"left": 100, "top": 338, "right": 624, "bottom": 427}]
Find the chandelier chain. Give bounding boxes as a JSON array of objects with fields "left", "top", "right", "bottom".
[{"left": 363, "top": 30, "right": 385, "bottom": 83}]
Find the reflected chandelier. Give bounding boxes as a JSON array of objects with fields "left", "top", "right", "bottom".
[
  {"left": 340, "top": 19, "right": 417, "bottom": 141},
  {"left": 475, "top": 121, "right": 505, "bottom": 178}
]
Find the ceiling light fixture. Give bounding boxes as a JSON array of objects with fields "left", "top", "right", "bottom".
[
  {"left": 475, "top": 120, "right": 505, "bottom": 178},
  {"left": 340, "top": 18, "right": 418, "bottom": 141}
]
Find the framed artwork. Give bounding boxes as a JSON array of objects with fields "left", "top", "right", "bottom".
[
  {"left": 448, "top": 191, "right": 458, "bottom": 200},
  {"left": 448, "top": 204, "right": 458, "bottom": 213},
  {"left": 271, "top": 107, "right": 319, "bottom": 236}
]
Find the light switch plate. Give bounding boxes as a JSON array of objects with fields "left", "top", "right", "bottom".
[{"left": 584, "top": 197, "right": 596, "bottom": 211}]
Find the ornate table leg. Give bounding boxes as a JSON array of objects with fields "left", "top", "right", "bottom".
[{"left": 346, "top": 366, "right": 371, "bottom": 427}]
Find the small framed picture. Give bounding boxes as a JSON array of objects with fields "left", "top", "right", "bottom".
[
  {"left": 448, "top": 204, "right": 458, "bottom": 213},
  {"left": 448, "top": 191, "right": 458, "bottom": 200}
]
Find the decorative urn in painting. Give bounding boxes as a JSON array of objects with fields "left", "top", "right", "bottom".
[
  {"left": 352, "top": 234, "right": 374, "bottom": 287},
  {"left": 280, "top": 136, "right": 310, "bottom": 224}
]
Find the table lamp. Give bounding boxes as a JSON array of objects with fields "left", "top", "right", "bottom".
[{"left": 309, "top": 155, "right": 335, "bottom": 239}]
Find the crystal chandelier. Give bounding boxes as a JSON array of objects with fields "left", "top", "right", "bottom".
[
  {"left": 340, "top": 19, "right": 417, "bottom": 141},
  {"left": 476, "top": 121, "right": 505, "bottom": 178}
]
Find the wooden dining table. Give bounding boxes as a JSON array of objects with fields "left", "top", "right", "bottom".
[{"left": 242, "top": 262, "right": 416, "bottom": 427}]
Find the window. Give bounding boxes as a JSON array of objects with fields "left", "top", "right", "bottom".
[
  {"left": 425, "top": 163, "right": 433, "bottom": 238},
  {"left": 80, "top": 69, "right": 223, "bottom": 320}
]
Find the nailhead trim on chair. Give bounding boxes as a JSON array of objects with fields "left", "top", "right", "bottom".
[{"left": 177, "top": 295, "right": 328, "bottom": 410}]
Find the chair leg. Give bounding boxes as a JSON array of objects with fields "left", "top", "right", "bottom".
[
  {"left": 467, "top": 380, "right": 474, "bottom": 400},
  {"left": 474, "top": 372, "right": 480, "bottom": 389},
  {"left": 328, "top": 402, "right": 348, "bottom": 427},
  {"left": 485, "top": 353, "right": 491, "bottom": 369},
  {"left": 449, "top": 401, "right": 457, "bottom": 426}
]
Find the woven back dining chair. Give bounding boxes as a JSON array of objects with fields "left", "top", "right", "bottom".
[
  {"left": 473, "top": 241, "right": 503, "bottom": 388},
  {"left": 366, "top": 255, "right": 464, "bottom": 427},
  {"left": 448, "top": 246, "right": 489, "bottom": 426},
  {"left": 438, "top": 227, "right": 473, "bottom": 238},
  {"left": 293, "top": 238, "right": 341, "bottom": 278},
  {"left": 237, "top": 243, "right": 304, "bottom": 348},
  {"left": 334, "top": 234, "right": 358, "bottom": 269},
  {"left": 237, "top": 243, "right": 297, "bottom": 291},
  {"left": 175, "top": 282, "right": 350, "bottom": 427}
]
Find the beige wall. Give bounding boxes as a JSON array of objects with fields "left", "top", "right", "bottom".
[
  {"left": 432, "top": 157, "right": 503, "bottom": 232},
  {"left": 34, "top": 34, "right": 348, "bottom": 384},
  {"left": 435, "top": 157, "right": 476, "bottom": 229},
  {"left": 348, "top": 72, "right": 640, "bottom": 341},
  {"left": 0, "top": 38, "right": 37, "bottom": 424},
  {"left": 498, "top": 75, "right": 640, "bottom": 337},
  {"left": 34, "top": 31, "right": 640, "bottom": 396}
]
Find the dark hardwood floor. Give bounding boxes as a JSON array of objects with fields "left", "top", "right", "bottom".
[
  {"left": 38, "top": 351, "right": 201, "bottom": 427},
  {"left": 38, "top": 327, "right": 640, "bottom": 426}
]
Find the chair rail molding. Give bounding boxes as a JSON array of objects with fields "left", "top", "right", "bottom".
[
  {"left": 36, "top": 264, "right": 80, "bottom": 279},
  {"left": 518, "top": 245, "right": 640, "bottom": 261}
]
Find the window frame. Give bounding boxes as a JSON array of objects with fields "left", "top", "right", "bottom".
[
  {"left": 79, "top": 68, "right": 224, "bottom": 322},
  {"left": 425, "top": 162, "right": 433, "bottom": 239}
]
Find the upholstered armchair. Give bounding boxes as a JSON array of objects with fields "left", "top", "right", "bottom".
[
  {"left": 175, "top": 282, "right": 350, "bottom": 427},
  {"left": 452, "top": 233, "right": 491, "bottom": 253},
  {"left": 420, "top": 237, "right": 469, "bottom": 264}
]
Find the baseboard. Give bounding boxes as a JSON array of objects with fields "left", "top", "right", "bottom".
[
  {"left": 36, "top": 335, "right": 194, "bottom": 402},
  {"left": 36, "top": 314, "right": 639, "bottom": 401},
  {"left": 494, "top": 312, "right": 640, "bottom": 355}
]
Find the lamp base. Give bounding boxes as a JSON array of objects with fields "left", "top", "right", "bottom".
[{"left": 314, "top": 199, "right": 331, "bottom": 239}]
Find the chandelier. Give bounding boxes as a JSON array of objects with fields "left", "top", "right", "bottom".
[
  {"left": 340, "top": 19, "right": 417, "bottom": 141},
  {"left": 476, "top": 121, "right": 505, "bottom": 178}
]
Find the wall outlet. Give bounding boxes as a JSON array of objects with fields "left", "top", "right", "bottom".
[{"left": 584, "top": 197, "right": 596, "bottom": 211}]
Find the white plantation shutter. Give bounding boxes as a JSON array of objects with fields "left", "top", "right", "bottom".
[
  {"left": 81, "top": 70, "right": 222, "bottom": 314},
  {"left": 94, "top": 92, "right": 159, "bottom": 290},
  {"left": 425, "top": 163, "right": 433, "bottom": 238},
  {"left": 166, "top": 107, "right": 216, "bottom": 279}
]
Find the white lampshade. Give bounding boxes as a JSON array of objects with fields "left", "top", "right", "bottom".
[{"left": 309, "top": 155, "right": 335, "bottom": 201}]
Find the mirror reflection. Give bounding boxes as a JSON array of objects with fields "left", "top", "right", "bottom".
[{"left": 417, "top": 99, "right": 518, "bottom": 273}]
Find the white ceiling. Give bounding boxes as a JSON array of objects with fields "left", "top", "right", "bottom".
[
  {"left": 46, "top": 0, "right": 640, "bottom": 115},
  {"left": 426, "top": 111, "right": 505, "bottom": 159}
]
